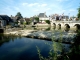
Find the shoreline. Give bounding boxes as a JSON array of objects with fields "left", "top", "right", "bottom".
[{"left": 3, "top": 29, "right": 77, "bottom": 44}]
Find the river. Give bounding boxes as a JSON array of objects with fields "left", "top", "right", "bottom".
[{"left": 0, "top": 34, "right": 70, "bottom": 60}]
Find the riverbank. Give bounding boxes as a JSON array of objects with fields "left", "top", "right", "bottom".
[{"left": 4, "top": 29, "right": 77, "bottom": 44}]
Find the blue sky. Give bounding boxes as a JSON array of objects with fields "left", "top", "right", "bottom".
[{"left": 0, "top": 0, "right": 80, "bottom": 17}]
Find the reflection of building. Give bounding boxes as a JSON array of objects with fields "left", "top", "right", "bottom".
[{"left": 38, "top": 12, "right": 49, "bottom": 23}]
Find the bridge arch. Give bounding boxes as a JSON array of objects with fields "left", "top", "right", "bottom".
[
  {"left": 53, "top": 23, "right": 56, "bottom": 29},
  {"left": 64, "top": 24, "right": 70, "bottom": 32},
  {"left": 74, "top": 24, "right": 80, "bottom": 32},
  {"left": 57, "top": 23, "right": 61, "bottom": 30}
]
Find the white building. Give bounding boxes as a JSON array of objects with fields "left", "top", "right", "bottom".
[
  {"left": 50, "top": 14, "right": 69, "bottom": 21},
  {"left": 38, "top": 12, "right": 49, "bottom": 23}
]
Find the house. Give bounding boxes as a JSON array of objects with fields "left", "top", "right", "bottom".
[
  {"left": 0, "top": 15, "right": 13, "bottom": 28},
  {"left": 50, "top": 14, "right": 69, "bottom": 21},
  {"left": 38, "top": 12, "right": 49, "bottom": 23},
  {"left": 10, "top": 15, "right": 17, "bottom": 22},
  {"left": 30, "top": 17, "right": 37, "bottom": 25},
  {"left": 62, "top": 16, "right": 69, "bottom": 21}
]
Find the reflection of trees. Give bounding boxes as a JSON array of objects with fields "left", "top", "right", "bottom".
[
  {"left": 58, "top": 31, "right": 80, "bottom": 60},
  {"left": 67, "top": 31, "right": 80, "bottom": 60},
  {"left": 0, "top": 34, "right": 18, "bottom": 46},
  {"left": 45, "top": 27, "right": 50, "bottom": 31}
]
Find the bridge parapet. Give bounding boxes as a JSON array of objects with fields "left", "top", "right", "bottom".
[{"left": 51, "top": 20, "right": 80, "bottom": 32}]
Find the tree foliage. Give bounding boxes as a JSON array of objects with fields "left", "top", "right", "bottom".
[
  {"left": 77, "top": 6, "right": 80, "bottom": 19},
  {"left": 34, "top": 17, "right": 39, "bottom": 22},
  {"left": 45, "top": 20, "right": 50, "bottom": 24},
  {"left": 15, "top": 12, "right": 23, "bottom": 20}
]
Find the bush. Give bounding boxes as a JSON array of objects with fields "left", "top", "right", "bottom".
[{"left": 45, "top": 20, "right": 50, "bottom": 24}]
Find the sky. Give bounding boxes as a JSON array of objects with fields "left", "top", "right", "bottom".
[{"left": 0, "top": 0, "right": 80, "bottom": 18}]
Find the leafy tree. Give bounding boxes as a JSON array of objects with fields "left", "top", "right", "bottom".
[
  {"left": 15, "top": 12, "right": 23, "bottom": 20},
  {"left": 77, "top": 6, "right": 80, "bottom": 19},
  {"left": 45, "top": 20, "right": 50, "bottom": 24},
  {"left": 34, "top": 17, "right": 39, "bottom": 22}
]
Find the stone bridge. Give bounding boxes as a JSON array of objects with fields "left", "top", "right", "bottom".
[{"left": 51, "top": 20, "right": 80, "bottom": 32}]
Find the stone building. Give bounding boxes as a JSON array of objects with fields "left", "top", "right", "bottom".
[
  {"left": 38, "top": 12, "right": 49, "bottom": 23},
  {"left": 0, "top": 15, "right": 13, "bottom": 28}
]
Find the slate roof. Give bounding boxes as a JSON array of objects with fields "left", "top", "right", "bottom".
[
  {"left": 0, "top": 15, "right": 13, "bottom": 22},
  {"left": 11, "top": 16, "right": 17, "bottom": 22},
  {"left": 38, "top": 13, "right": 47, "bottom": 18},
  {"left": 0, "top": 17, "right": 2, "bottom": 20},
  {"left": 61, "top": 16, "right": 69, "bottom": 19}
]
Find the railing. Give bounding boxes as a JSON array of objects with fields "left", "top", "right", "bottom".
[{"left": 51, "top": 20, "right": 80, "bottom": 23}]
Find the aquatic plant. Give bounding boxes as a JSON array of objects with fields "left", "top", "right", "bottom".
[{"left": 36, "top": 30, "right": 64, "bottom": 60}]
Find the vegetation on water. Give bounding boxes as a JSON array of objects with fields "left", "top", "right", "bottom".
[
  {"left": 36, "top": 4, "right": 80, "bottom": 60},
  {"left": 0, "top": 34, "right": 19, "bottom": 46},
  {"left": 36, "top": 30, "right": 80, "bottom": 60}
]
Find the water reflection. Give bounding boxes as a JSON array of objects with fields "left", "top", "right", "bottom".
[
  {"left": 0, "top": 34, "right": 18, "bottom": 46},
  {"left": 0, "top": 34, "right": 70, "bottom": 60}
]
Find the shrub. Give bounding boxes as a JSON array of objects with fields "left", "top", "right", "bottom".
[{"left": 45, "top": 20, "right": 50, "bottom": 24}]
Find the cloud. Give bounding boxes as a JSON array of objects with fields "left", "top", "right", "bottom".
[
  {"left": 22, "top": 3, "right": 47, "bottom": 7},
  {"left": 33, "top": 9, "right": 39, "bottom": 12},
  {"left": 69, "top": 9, "right": 76, "bottom": 12},
  {"left": 22, "top": 3, "right": 28, "bottom": 6},
  {"left": 0, "top": 0, "right": 78, "bottom": 17},
  {"left": 28, "top": 3, "right": 39, "bottom": 7},
  {"left": 46, "top": 8, "right": 51, "bottom": 11},
  {"left": 56, "top": 0, "right": 68, "bottom": 2},
  {"left": 40, "top": 4, "right": 47, "bottom": 7}
]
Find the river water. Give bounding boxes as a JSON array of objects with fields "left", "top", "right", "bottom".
[{"left": 0, "top": 34, "right": 70, "bottom": 60}]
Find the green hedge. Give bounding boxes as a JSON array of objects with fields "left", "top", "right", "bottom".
[{"left": 45, "top": 20, "right": 50, "bottom": 24}]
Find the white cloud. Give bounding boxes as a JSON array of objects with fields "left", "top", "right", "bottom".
[
  {"left": 0, "top": 0, "right": 78, "bottom": 17},
  {"left": 33, "top": 9, "right": 39, "bottom": 12},
  {"left": 24, "top": 3, "right": 47, "bottom": 7},
  {"left": 22, "top": 3, "right": 28, "bottom": 6},
  {"left": 37, "top": 4, "right": 47, "bottom": 7},
  {"left": 46, "top": 8, "right": 51, "bottom": 11},
  {"left": 56, "top": 0, "right": 68, "bottom": 2},
  {"left": 69, "top": 9, "right": 76, "bottom": 12},
  {"left": 28, "top": 3, "right": 39, "bottom": 7},
  {"left": 40, "top": 4, "right": 47, "bottom": 7}
]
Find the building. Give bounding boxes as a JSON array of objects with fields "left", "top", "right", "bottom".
[
  {"left": 0, "top": 15, "right": 13, "bottom": 28},
  {"left": 38, "top": 12, "right": 49, "bottom": 23},
  {"left": 50, "top": 14, "right": 69, "bottom": 21}
]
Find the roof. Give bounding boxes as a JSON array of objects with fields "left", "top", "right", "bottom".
[
  {"left": 38, "top": 13, "right": 47, "bottom": 18},
  {"left": 0, "top": 15, "right": 13, "bottom": 22},
  {"left": 0, "top": 17, "right": 2, "bottom": 20},
  {"left": 62, "top": 16, "right": 69, "bottom": 19}
]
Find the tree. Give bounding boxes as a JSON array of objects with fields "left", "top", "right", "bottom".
[
  {"left": 77, "top": 6, "right": 80, "bottom": 19},
  {"left": 15, "top": 12, "right": 23, "bottom": 20},
  {"left": 45, "top": 20, "right": 50, "bottom": 24},
  {"left": 34, "top": 17, "right": 39, "bottom": 22}
]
